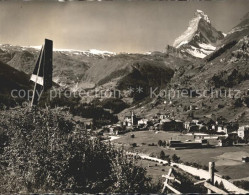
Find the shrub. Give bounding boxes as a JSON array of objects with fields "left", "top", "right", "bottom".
[
  {"left": 159, "top": 151, "right": 166, "bottom": 160},
  {"left": 130, "top": 143, "right": 137, "bottom": 147},
  {"left": 171, "top": 154, "right": 180, "bottom": 163},
  {"left": 0, "top": 108, "right": 157, "bottom": 193},
  {"left": 157, "top": 140, "right": 162, "bottom": 146},
  {"left": 233, "top": 180, "right": 249, "bottom": 190}
]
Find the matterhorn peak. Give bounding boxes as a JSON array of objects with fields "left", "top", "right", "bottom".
[
  {"left": 195, "top": 10, "right": 211, "bottom": 24},
  {"left": 172, "top": 9, "right": 224, "bottom": 58}
]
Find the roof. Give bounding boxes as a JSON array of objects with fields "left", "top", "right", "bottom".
[{"left": 161, "top": 118, "right": 172, "bottom": 122}]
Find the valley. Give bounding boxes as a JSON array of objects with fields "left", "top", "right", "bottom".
[{"left": 1, "top": 6, "right": 249, "bottom": 194}]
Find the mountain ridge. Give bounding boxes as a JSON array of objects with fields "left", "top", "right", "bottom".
[{"left": 173, "top": 10, "right": 224, "bottom": 58}]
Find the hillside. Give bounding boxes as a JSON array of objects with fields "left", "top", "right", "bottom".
[
  {"left": 0, "top": 61, "right": 31, "bottom": 107},
  {"left": 0, "top": 44, "right": 191, "bottom": 92}
]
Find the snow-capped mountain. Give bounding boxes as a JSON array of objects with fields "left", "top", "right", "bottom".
[
  {"left": 0, "top": 44, "right": 116, "bottom": 57},
  {"left": 173, "top": 10, "right": 224, "bottom": 58}
]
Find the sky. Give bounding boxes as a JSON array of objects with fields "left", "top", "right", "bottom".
[{"left": 0, "top": 0, "right": 249, "bottom": 53}]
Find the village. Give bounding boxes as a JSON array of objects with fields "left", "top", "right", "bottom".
[
  {"left": 94, "top": 110, "right": 249, "bottom": 193},
  {"left": 99, "top": 111, "right": 249, "bottom": 149}
]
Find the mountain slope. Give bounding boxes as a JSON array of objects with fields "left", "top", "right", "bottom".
[
  {"left": 0, "top": 61, "right": 30, "bottom": 94},
  {"left": 0, "top": 61, "right": 31, "bottom": 108},
  {"left": 0, "top": 44, "right": 193, "bottom": 93},
  {"left": 173, "top": 10, "right": 224, "bottom": 58}
]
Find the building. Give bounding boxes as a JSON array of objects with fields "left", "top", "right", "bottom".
[
  {"left": 238, "top": 125, "right": 249, "bottom": 142},
  {"left": 138, "top": 118, "right": 149, "bottom": 125},
  {"left": 217, "top": 136, "right": 233, "bottom": 147},
  {"left": 217, "top": 126, "right": 228, "bottom": 134},
  {"left": 168, "top": 140, "right": 202, "bottom": 149},
  {"left": 184, "top": 121, "right": 190, "bottom": 130},
  {"left": 217, "top": 132, "right": 238, "bottom": 146},
  {"left": 160, "top": 119, "right": 184, "bottom": 131},
  {"left": 242, "top": 156, "right": 249, "bottom": 163},
  {"left": 123, "top": 111, "right": 138, "bottom": 127}
]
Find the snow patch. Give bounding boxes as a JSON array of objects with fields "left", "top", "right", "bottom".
[
  {"left": 176, "top": 41, "right": 189, "bottom": 48},
  {"left": 22, "top": 45, "right": 116, "bottom": 56},
  {"left": 195, "top": 9, "right": 211, "bottom": 24},
  {"left": 186, "top": 46, "right": 207, "bottom": 58},
  {"left": 198, "top": 43, "right": 216, "bottom": 50},
  {"left": 173, "top": 15, "right": 200, "bottom": 47}
]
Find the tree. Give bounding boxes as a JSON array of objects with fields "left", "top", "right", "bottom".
[
  {"left": 171, "top": 154, "right": 180, "bottom": 163},
  {"left": 160, "top": 151, "right": 166, "bottom": 160},
  {"left": 0, "top": 107, "right": 158, "bottom": 193}
]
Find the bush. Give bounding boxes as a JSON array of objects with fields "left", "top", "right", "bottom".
[
  {"left": 0, "top": 108, "right": 158, "bottom": 193},
  {"left": 233, "top": 180, "right": 249, "bottom": 190},
  {"left": 159, "top": 151, "right": 166, "bottom": 160},
  {"left": 130, "top": 143, "right": 137, "bottom": 147},
  {"left": 171, "top": 154, "right": 180, "bottom": 163}
]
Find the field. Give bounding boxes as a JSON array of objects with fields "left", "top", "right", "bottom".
[
  {"left": 135, "top": 159, "right": 170, "bottom": 183},
  {"left": 112, "top": 130, "right": 249, "bottom": 180}
]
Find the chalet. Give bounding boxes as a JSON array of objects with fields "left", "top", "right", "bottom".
[
  {"left": 160, "top": 118, "right": 172, "bottom": 124},
  {"left": 138, "top": 118, "right": 149, "bottom": 125},
  {"left": 217, "top": 132, "right": 238, "bottom": 146},
  {"left": 175, "top": 120, "right": 184, "bottom": 131},
  {"left": 190, "top": 105, "right": 199, "bottom": 110},
  {"left": 227, "top": 132, "right": 238, "bottom": 144},
  {"left": 217, "top": 136, "right": 233, "bottom": 147},
  {"left": 217, "top": 125, "right": 228, "bottom": 134},
  {"left": 238, "top": 125, "right": 249, "bottom": 142},
  {"left": 160, "top": 119, "right": 184, "bottom": 131},
  {"left": 184, "top": 121, "right": 190, "bottom": 130},
  {"left": 242, "top": 156, "right": 249, "bottom": 163},
  {"left": 185, "top": 119, "right": 202, "bottom": 132},
  {"left": 159, "top": 113, "right": 170, "bottom": 120}
]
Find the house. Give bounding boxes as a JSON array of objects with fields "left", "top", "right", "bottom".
[
  {"left": 175, "top": 120, "right": 184, "bottom": 131},
  {"left": 238, "top": 125, "right": 249, "bottom": 142},
  {"left": 242, "top": 156, "right": 249, "bottom": 163},
  {"left": 185, "top": 120, "right": 201, "bottom": 132},
  {"left": 217, "top": 136, "right": 233, "bottom": 147},
  {"left": 217, "top": 125, "right": 228, "bottom": 134},
  {"left": 190, "top": 105, "right": 199, "bottom": 110},
  {"left": 138, "top": 118, "right": 149, "bottom": 125},
  {"left": 160, "top": 118, "right": 172, "bottom": 124},
  {"left": 218, "top": 132, "right": 238, "bottom": 146},
  {"left": 184, "top": 121, "right": 190, "bottom": 130},
  {"left": 159, "top": 113, "right": 170, "bottom": 120},
  {"left": 227, "top": 132, "right": 238, "bottom": 144},
  {"left": 168, "top": 140, "right": 202, "bottom": 149},
  {"left": 160, "top": 119, "right": 183, "bottom": 131}
]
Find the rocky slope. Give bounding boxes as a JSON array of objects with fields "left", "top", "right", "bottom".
[{"left": 173, "top": 10, "right": 225, "bottom": 58}]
